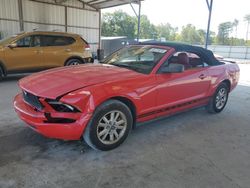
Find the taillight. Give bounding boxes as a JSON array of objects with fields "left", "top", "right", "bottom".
[{"left": 85, "top": 44, "right": 90, "bottom": 51}]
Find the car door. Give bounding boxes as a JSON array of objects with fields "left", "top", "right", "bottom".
[
  {"left": 4, "top": 35, "right": 44, "bottom": 71},
  {"left": 155, "top": 52, "right": 211, "bottom": 115},
  {"left": 40, "top": 35, "right": 75, "bottom": 68}
]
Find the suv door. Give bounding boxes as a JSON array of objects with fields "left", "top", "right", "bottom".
[
  {"left": 40, "top": 35, "right": 76, "bottom": 68},
  {"left": 4, "top": 35, "right": 44, "bottom": 71},
  {"left": 155, "top": 52, "right": 211, "bottom": 116}
]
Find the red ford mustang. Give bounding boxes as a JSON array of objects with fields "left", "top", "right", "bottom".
[{"left": 14, "top": 43, "right": 240, "bottom": 151}]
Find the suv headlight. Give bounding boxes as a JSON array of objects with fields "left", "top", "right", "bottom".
[{"left": 47, "top": 99, "right": 80, "bottom": 113}]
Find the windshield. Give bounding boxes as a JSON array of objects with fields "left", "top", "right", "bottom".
[
  {"left": 0, "top": 33, "right": 23, "bottom": 45},
  {"left": 103, "top": 46, "right": 167, "bottom": 74},
  {"left": 0, "top": 36, "right": 15, "bottom": 45}
]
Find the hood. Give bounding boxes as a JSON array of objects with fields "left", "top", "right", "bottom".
[{"left": 19, "top": 64, "right": 142, "bottom": 99}]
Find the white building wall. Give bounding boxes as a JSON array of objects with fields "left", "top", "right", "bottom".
[
  {"left": 0, "top": 0, "right": 19, "bottom": 37},
  {"left": 67, "top": 7, "right": 99, "bottom": 51},
  {"left": 22, "top": 0, "right": 65, "bottom": 25}
]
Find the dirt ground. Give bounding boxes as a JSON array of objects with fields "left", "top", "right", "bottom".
[{"left": 0, "top": 64, "right": 250, "bottom": 188}]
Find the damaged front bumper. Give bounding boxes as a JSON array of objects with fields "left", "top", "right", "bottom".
[{"left": 13, "top": 93, "right": 92, "bottom": 140}]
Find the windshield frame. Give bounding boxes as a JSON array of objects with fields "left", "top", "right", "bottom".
[
  {"left": 102, "top": 45, "right": 169, "bottom": 75},
  {"left": 0, "top": 33, "right": 25, "bottom": 45}
]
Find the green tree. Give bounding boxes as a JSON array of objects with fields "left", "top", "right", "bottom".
[
  {"left": 139, "top": 15, "right": 157, "bottom": 39},
  {"left": 217, "top": 22, "right": 233, "bottom": 45},
  {"left": 233, "top": 19, "right": 239, "bottom": 38},
  {"left": 101, "top": 11, "right": 136, "bottom": 39},
  {"left": 180, "top": 24, "right": 203, "bottom": 44},
  {"left": 156, "top": 23, "right": 177, "bottom": 41},
  {"left": 244, "top": 14, "right": 250, "bottom": 43},
  {"left": 231, "top": 19, "right": 239, "bottom": 45}
]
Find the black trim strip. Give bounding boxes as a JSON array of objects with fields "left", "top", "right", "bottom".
[
  {"left": 44, "top": 112, "right": 76, "bottom": 124},
  {"left": 137, "top": 97, "right": 208, "bottom": 119}
]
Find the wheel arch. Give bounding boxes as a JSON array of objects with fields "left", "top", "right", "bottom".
[
  {"left": 64, "top": 56, "right": 85, "bottom": 66},
  {"left": 109, "top": 96, "right": 137, "bottom": 129},
  {"left": 221, "top": 79, "right": 231, "bottom": 91}
]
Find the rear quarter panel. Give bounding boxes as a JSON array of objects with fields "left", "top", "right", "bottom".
[{"left": 207, "top": 63, "right": 240, "bottom": 96}]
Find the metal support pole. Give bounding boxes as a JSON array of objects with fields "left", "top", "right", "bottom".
[
  {"left": 246, "top": 21, "right": 249, "bottom": 44},
  {"left": 205, "top": 0, "right": 213, "bottom": 49},
  {"left": 18, "top": 0, "right": 24, "bottom": 31},
  {"left": 98, "top": 9, "right": 101, "bottom": 49},
  {"left": 65, "top": 6, "right": 68, "bottom": 32},
  {"left": 137, "top": 1, "right": 141, "bottom": 42}
]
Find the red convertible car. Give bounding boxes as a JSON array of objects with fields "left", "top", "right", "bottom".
[{"left": 14, "top": 42, "right": 240, "bottom": 151}]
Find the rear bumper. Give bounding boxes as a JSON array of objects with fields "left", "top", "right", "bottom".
[
  {"left": 13, "top": 93, "right": 92, "bottom": 140},
  {"left": 83, "top": 57, "right": 94, "bottom": 63}
]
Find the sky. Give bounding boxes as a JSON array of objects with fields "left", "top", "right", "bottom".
[{"left": 102, "top": 0, "right": 250, "bottom": 39}]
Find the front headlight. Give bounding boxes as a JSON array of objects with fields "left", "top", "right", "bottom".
[{"left": 47, "top": 100, "right": 80, "bottom": 113}]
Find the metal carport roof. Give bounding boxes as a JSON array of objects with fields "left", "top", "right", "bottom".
[{"left": 79, "top": 0, "right": 142, "bottom": 9}]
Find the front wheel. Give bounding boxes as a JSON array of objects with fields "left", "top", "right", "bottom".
[
  {"left": 206, "top": 82, "right": 229, "bottom": 113},
  {"left": 83, "top": 100, "right": 133, "bottom": 151},
  {"left": 0, "top": 67, "right": 4, "bottom": 81}
]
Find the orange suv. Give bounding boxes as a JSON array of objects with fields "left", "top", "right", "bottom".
[{"left": 0, "top": 31, "right": 93, "bottom": 80}]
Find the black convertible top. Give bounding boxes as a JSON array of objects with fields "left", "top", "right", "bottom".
[{"left": 140, "top": 41, "right": 222, "bottom": 66}]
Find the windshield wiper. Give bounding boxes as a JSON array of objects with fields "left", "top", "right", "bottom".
[
  {"left": 112, "top": 63, "right": 142, "bottom": 73},
  {"left": 112, "top": 63, "right": 131, "bottom": 69}
]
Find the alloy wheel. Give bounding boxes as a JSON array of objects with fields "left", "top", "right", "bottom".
[
  {"left": 215, "top": 88, "right": 227, "bottom": 110},
  {"left": 96, "top": 110, "right": 127, "bottom": 145}
]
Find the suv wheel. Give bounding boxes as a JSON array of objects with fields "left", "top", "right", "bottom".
[
  {"left": 83, "top": 100, "right": 133, "bottom": 151},
  {"left": 0, "top": 67, "right": 4, "bottom": 81},
  {"left": 65, "top": 59, "right": 82, "bottom": 66}
]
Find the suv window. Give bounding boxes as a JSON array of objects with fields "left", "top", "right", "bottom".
[
  {"left": 16, "top": 36, "right": 32, "bottom": 48},
  {"left": 32, "top": 35, "right": 41, "bottom": 47},
  {"left": 41, "top": 35, "right": 75, "bottom": 47}
]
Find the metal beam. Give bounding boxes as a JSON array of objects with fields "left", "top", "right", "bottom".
[
  {"left": 129, "top": 2, "right": 141, "bottom": 42},
  {"left": 205, "top": 0, "right": 213, "bottom": 49},
  {"left": 137, "top": 1, "right": 141, "bottom": 42},
  {"left": 130, "top": 3, "right": 138, "bottom": 17},
  {"left": 18, "top": 0, "right": 24, "bottom": 31},
  {"left": 87, "top": 0, "right": 142, "bottom": 9}
]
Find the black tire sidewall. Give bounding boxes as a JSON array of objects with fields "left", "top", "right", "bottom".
[
  {"left": 0, "top": 67, "right": 3, "bottom": 81},
  {"left": 212, "top": 83, "right": 229, "bottom": 113},
  {"left": 65, "top": 59, "right": 82, "bottom": 66},
  {"left": 84, "top": 100, "right": 133, "bottom": 151}
]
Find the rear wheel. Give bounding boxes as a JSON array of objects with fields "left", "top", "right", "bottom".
[
  {"left": 206, "top": 82, "right": 229, "bottom": 113},
  {"left": 83, "top": 100, "right": 133, "bottom": 151},
  {"left": 0, "top": 66, "right": 4, "bottom": 81},
  {"left": 65, "top": 58, "right": 82, "bottom": 66}
]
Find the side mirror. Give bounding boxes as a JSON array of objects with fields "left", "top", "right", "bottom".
[
  {"left": 161, "top": 63, "right": 184, "bottom": 73},
  {"left": 8, "top": 43, "right": 17, "bottom": 49}
]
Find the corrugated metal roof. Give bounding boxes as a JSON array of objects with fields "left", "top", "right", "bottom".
[{"left": 80, "top": 0, "right": 143, "bottom": 9}]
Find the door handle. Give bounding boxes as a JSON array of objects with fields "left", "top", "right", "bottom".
[
  {"left": 65, "top": 48, "right": 71, "bottom": 52},
  {"left": 199, "top": 74, "right": 206, "bottom": 80}
]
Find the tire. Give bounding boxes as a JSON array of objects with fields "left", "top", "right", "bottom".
[
  {"left": 83, "top": 100, "right": 133, "bottom": 151},
  {"left": 65, "top": 58, "right": 82, "bottom": 66},
  {"left": 0, "top": 66, "right": 4, "bottom": 81},
  {"left": 206, "top": 82, "right": 229, "bottom": 113}
]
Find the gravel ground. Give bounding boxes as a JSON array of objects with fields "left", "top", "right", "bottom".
[{"left": 0, "top": 64, "right": 250, "bottom": 188}]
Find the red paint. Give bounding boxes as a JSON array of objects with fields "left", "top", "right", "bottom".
[{"left": 13, "top": 45, "right": 240, "bottom": 140}]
